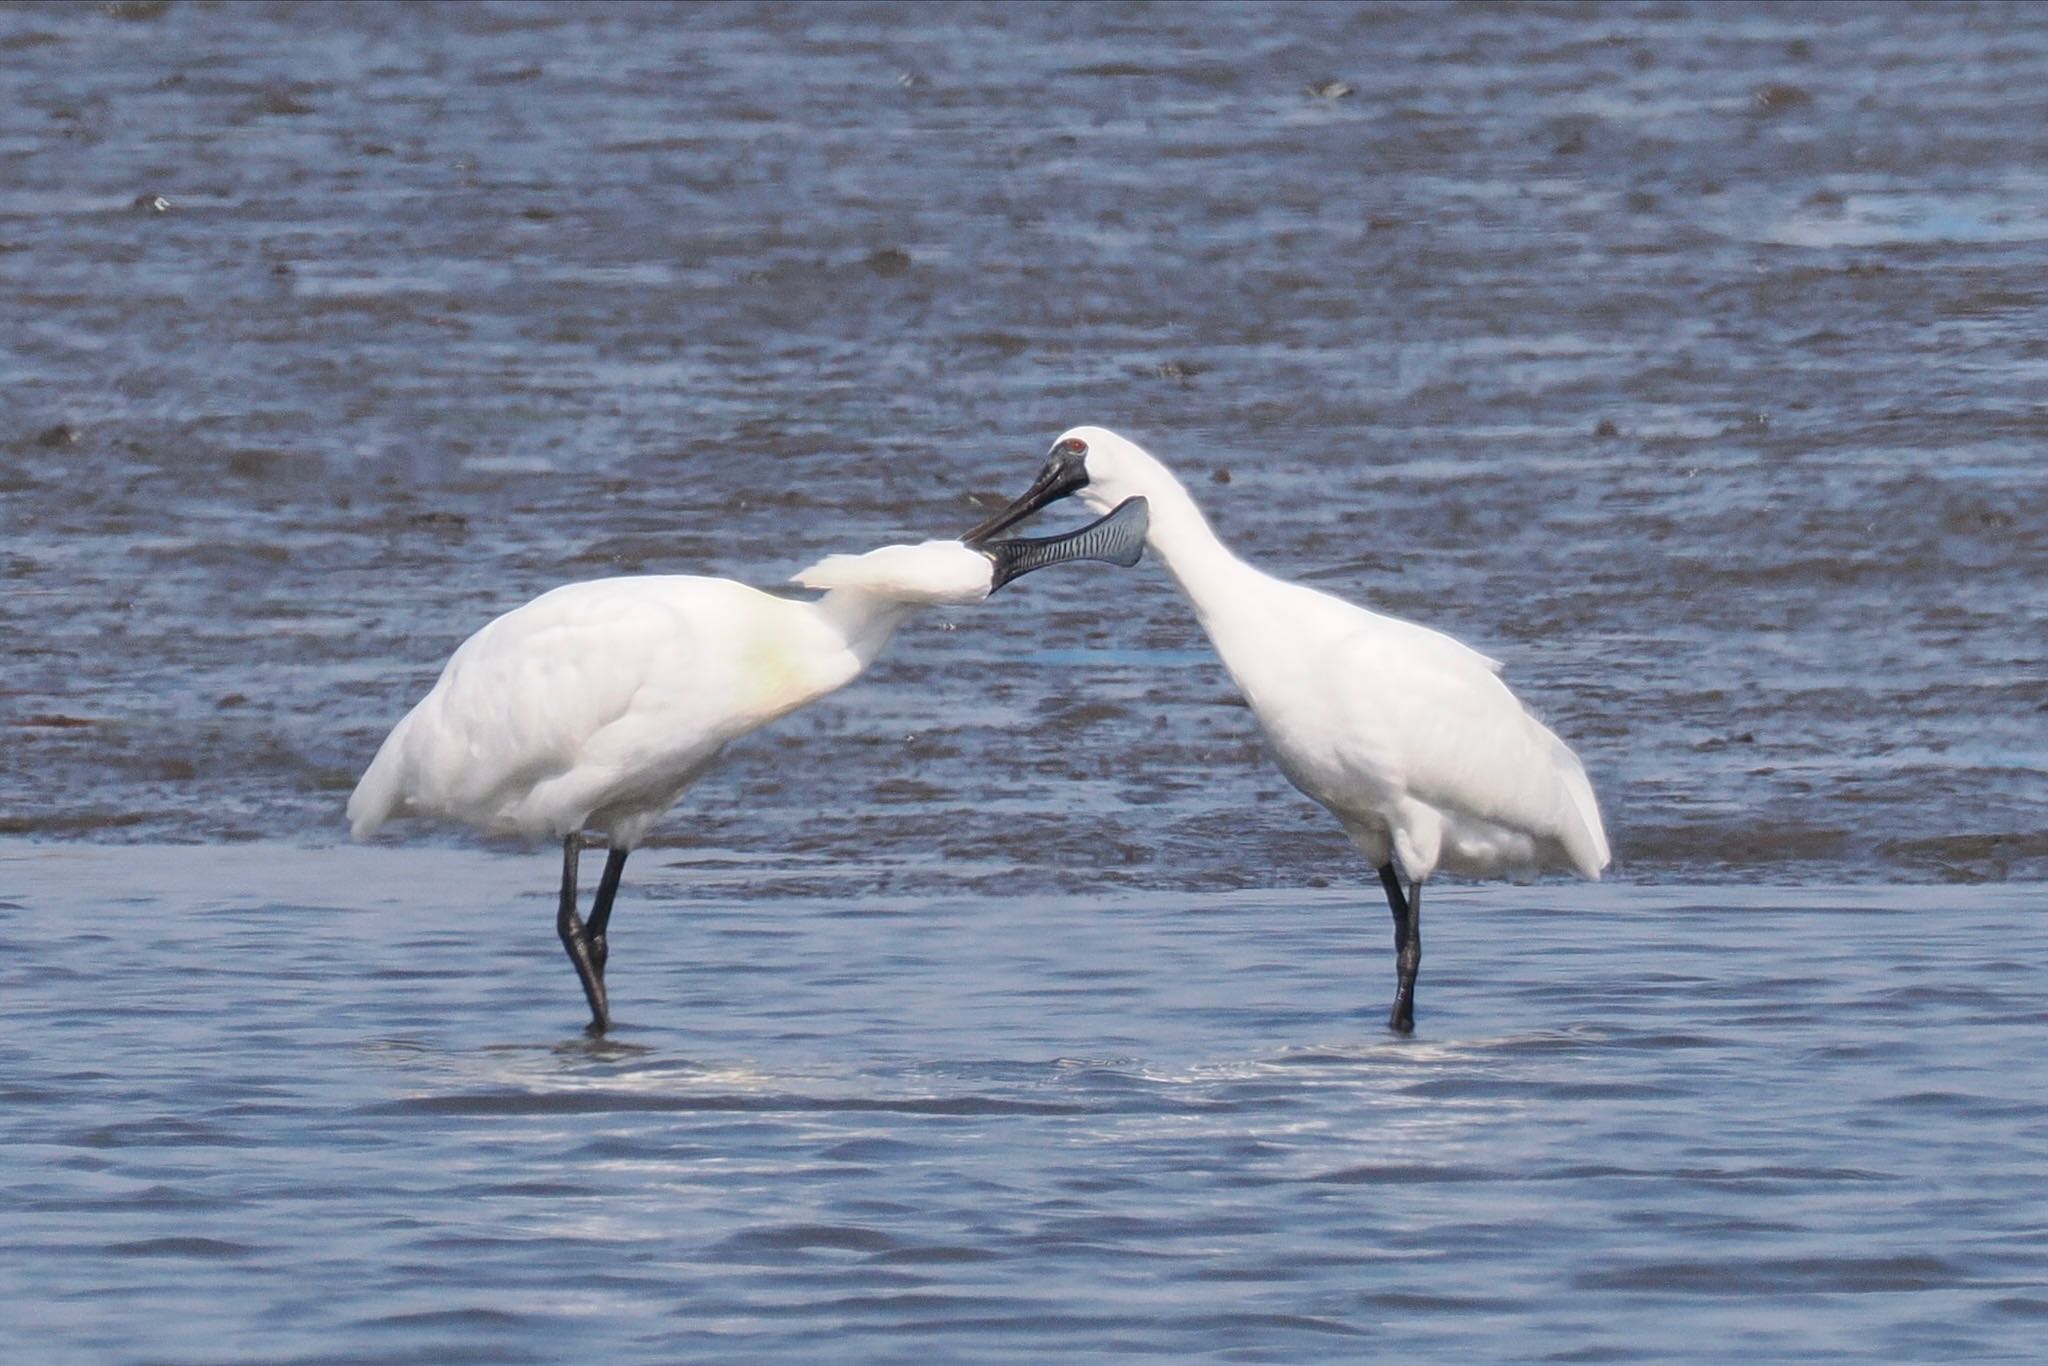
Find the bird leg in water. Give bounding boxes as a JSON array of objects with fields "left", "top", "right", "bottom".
[
  {"left": 1378, "top": 864, "right": 1421, "bottom": 1035},
  {"left": 584, "top": 846, "right": 629, "bottom": 980},
  {"left": 555, "top": 835, "right": 610, "bottom": 1032}
]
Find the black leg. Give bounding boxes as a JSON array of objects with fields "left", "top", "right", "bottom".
[
  {"left": 1388, "top": 875, "right": 1422, "bottom": 1036},
  {"left": 554, "top": 835, "right": 609, "bottom": 1033},
  {"left": 585, "top": 847, "right": 629, "bottom": 980},
  {"left": 1378, "top": 863, "right": 1408, "bottom": 937},
  {"left": 1376, "top": 863, "right": 1416, "bottom": 1033}
]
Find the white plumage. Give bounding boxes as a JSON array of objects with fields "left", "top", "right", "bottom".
[
  {"left": 965, "top": 426, "right": 1609, "bottom": 1033},
  {"left": 1214, "top": 575, "right": 1609, "bottom": 886},
  {"left": 788, "top": 539, "right": 996, "bottom": 603},
  {"left": 346, "top": 520, "right": 1148, "bottom": 1034},
  {"left": 349, "top": 543, "right": 992, "bottom": 849}
]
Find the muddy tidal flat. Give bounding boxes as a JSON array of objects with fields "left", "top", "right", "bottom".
[{"left": 3, "top": 1, "right": 2046, "bottom": 1360}]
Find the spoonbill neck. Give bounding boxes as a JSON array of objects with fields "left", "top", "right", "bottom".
[
  {"left": 812, "top": 587, "right": 922, "bottom": 670},
  {"left": 1118, "top": 469, "right": 1257, "bottom": 610}
]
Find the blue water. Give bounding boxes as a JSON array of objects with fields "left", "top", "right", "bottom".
[
  {"left": 7, "top": 846, "right": 2047, "bottom": 1361},
  {"left": 5, "top": 1, "right": 2047, "bottom": 1358}
]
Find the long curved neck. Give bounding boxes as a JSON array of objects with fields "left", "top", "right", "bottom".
[
  {"left": 728, "top": 587, "right": 921, "bottom": 735},
  {"left": 1133, "top": 469, "right": 1260, "bottom": 622},
  {"left": 813, "top": 588, "right": 920, "bottom": 676}
]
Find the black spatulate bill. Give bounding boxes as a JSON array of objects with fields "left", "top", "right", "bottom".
[{"left": 975, "top": 496, "right": 1149, "bottom": 592}]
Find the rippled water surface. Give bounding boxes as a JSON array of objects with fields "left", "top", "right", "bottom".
[
  {"left": 4, "top": 1, "right": 2046, "bottom": 1359},
  {"left": 10, "top": 846, "right": 2048, "bottom": 1361}
]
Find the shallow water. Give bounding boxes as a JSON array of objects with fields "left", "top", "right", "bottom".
[
  {"left": 3, "top": 1, "right": 2046, "bottom": 1359},
  {"left": 8, "top": 845, "right": 2048, "bottom": 1362}
]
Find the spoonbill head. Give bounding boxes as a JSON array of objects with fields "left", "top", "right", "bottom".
[
  {"left": 798, "top": 495, "right": 1148, "bottom": 601},
  {"left": 969, "top": 427, "right": 1608, "bottom": 1034},
  {"left": 962, "top": 427, "right": 1169, "bottom": 540},
  {"left": 347, "top": 497, "right": 1149, "bottom": 1033},
  {"left": 792, "top": 538, "right": 1011, "bottom": 604}
]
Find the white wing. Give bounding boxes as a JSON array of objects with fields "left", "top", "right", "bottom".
[
  {"left": 1319, "top": 615, "right": 1607, "bottom": 877},
  {"left": 1215, "top": 576, "right": 1607, "bottom": 878},
  {"left": 348, "top": 576, "right": 837, "bottom": 841}
]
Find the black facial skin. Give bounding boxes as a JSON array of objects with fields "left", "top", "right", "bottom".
[{"left": 961, "top": 438, "right": 1090, "bottom": 544}]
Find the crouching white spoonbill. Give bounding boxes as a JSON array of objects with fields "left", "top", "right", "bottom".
[
  {"left": 348, "top": 496, "right": 1150, "bottom": 1033},
  {"left": 965, "top": 428, "right": 1608, "bottom": 1034}
]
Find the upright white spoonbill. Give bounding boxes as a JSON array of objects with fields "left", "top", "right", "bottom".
[
  {"left": 348, "top": 497, "right": 1150, "bottom": 1032},
  {"left": 965, "top": 428, "right": 1608, "bottom": 1033}
]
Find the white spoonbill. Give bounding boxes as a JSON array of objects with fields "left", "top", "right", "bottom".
[
  {"left": 348, "top": 497, "right": 1150, "bottom": 1032},
  {"left": 964, "top": 428, "right": 1608, "bottom": 1034}
]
